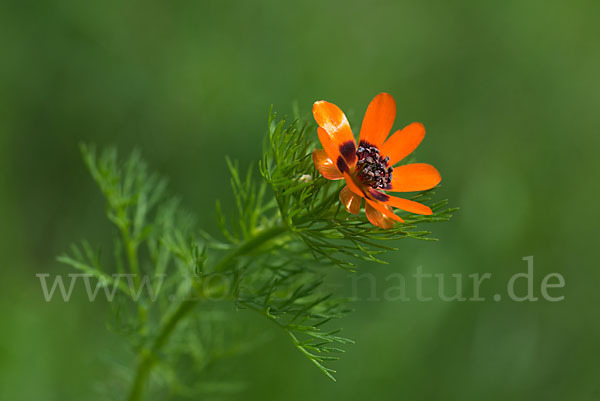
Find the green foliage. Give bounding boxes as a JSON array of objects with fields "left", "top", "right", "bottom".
[{"left": 59, "top": 110, "right": 455, "bottom": 400}]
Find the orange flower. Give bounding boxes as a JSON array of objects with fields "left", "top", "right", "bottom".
[{"left": 312, "top": 93, "right": 441, "bottom": 229}]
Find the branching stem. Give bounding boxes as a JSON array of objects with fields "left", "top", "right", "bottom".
[{"left": 126, "top": 223, "right": 287, "bottom": 401}]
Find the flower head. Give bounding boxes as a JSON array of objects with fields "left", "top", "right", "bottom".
[{"left": 312, "top": 93, "right": 441, "bottom": 229}]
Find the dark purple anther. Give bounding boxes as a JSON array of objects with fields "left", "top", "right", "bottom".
[{"left": 355, "top": 144, "right": 393, "bottom": 189}]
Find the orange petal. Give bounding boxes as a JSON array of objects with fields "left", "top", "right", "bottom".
[
  {"left": 339, "top": 185, "right": 362, "bottom": 215},
  {"left": 365, "top": 201, "right": 396, "bottom": 229},
  {"left": 312, "top": 149, "right": 344, "bottom": 180},
  {"left": 359, "top": 93, "right": 396, "bottom": 148},
  {"left": 343, "top": 172, "right": 367, "bottom": 198},
  {"left": 384, "top": 194, "right": 433, "bottom": 215},
  {"left": 380, "top": 122, "right": 425, "bottom": 166},
  {"left": 366, "top": 199, "right": 404, "bottom": 223},
  {"left": 313, "top": 101, "right": 357, "bottom": 168},
  {"left": 388, "top": 163, "right": 441, "bottom": 192},
  {"left": 317, "top": 128, "right": 351, "bottom": 175}
]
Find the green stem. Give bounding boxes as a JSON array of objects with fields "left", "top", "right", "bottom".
[
  {"left": 121, "top": 225, "right": 148, "bottom": 328},
  {"left": 121, "top": 227, "right": 140, "bottom": 285},
  {"left": 126, "top": 223, "right": 287, "bottom": 401}
]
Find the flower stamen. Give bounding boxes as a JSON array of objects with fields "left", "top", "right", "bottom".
[{"left": 356, "top": 144, "right": 393, "bottom": 189}]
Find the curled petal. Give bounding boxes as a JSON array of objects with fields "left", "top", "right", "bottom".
[
  {"left": 388, "top": 163, "right": 441, "bottom": 192},
  {"left": 359, "top": 93, "right": 396, "bottom": 148},
  {"left": 366, "top": 199, "right": 404, "bottom": 223},
  {"left": 365, "top": 201, "right": 396, "bottom": 229},
  {"left": 313, "top": 101, "right": 357, "bottom": 168},
  {"left": 339, "top": 185, "right": 362, "bottom": 215},
  {"left": 312, "top": 149, "right": 343, "bottom": 180},
  {"left": 380, "top": 122, "right": 425, "bottom": 166}
]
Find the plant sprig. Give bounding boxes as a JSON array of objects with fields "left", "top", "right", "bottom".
[{"left": 59, "top": 109, "right": 455, "bottom": 400}]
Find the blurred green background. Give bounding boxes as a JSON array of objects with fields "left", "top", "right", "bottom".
[{"left": 1, "top": 0, "right": 599, "bottom": 400}]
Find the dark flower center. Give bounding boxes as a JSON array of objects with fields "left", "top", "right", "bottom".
[{"left": 356, "top": 144, "right": 393, "bottom": 189}]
